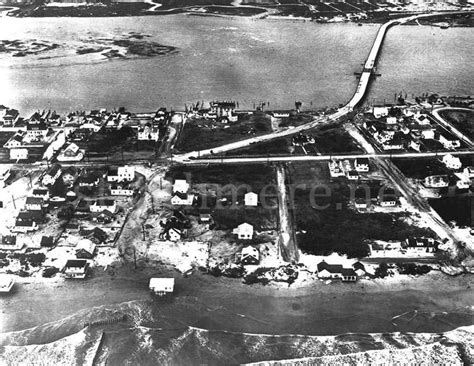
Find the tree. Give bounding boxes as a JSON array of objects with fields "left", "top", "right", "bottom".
[
  {"left": 58, "top": 204, "right": 74, "bottom": 221},
  {"left": 374, "top": 262, "right": 389, "bottom": 278}
]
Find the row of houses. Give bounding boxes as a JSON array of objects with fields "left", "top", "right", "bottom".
[
  {"left": 365, "top": 107, "right": 461, "bottom": 151},
  {"left": 328, "top": 158, "right": 370, "bottom": 179}
]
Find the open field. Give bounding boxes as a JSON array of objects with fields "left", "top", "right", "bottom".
[
  {"left": 438, "top": 109, "right": 474, "bottom": 140},
  {"left": 175, "top": 113, "right": 271, "bottom": 153}
]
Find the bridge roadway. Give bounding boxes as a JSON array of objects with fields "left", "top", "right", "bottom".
[
  {"left": 175, "top": 10, "right": 473, "bottom": 163},
  {"left": 174, "top": 150, "right": 474, "bottom": 165}
]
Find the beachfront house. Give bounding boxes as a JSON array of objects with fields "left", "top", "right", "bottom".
[
  {"left": 149, "top": 278, "right": 175, "bottom": 296},
  {"left": 63, "top": 259, "right": 89, "bottom": 279},
  {"left": 233, "top": 223, "right": 254, "bottom": 240},
  {"left": 316, "top": 261, "right": 358, "bottom": 282},
  {"left": 424, "top": 175, "right": 449, "bottom": 188},
  {"left": 372, "top": 106, "right": 389, "bottom": 118}
]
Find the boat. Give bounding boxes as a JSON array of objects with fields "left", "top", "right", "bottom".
[{"left": 0, "top": 275, "right": 14, "bottom": 293}]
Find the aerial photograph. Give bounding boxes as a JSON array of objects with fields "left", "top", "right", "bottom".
[{"left": 0, "top": 0, "right": 472, "bottom": 363}]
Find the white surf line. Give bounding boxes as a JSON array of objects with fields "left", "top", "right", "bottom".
[{"left": 144, "top": 0, "right": 162, "bottom": 12}]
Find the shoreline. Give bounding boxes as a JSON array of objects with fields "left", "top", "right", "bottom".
[{"left": 1, "top": 263, "right": 472, "bottom": 335}]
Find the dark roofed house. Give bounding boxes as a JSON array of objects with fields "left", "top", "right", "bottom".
[
  {"left": 32, "top": 188, "right": 50, "bottom": 201},
  {"left": 25, "top": 196, "right": 44, "bottom": 211},
  {"left": 17, "top": 210, "right": 46, "bottom": 224},
  {"left": 95, "top": 210, "right": 115, "bottom": 224},
  {"left": 317, "top": 261, "right": 358, "bottom": 282},
  {"left": 63, "top": 259, "right": 89, "bottom": 279},
  {"left": 40, "top": 236, "right": 54, "bottom": 248},
  {"left": 0, "top": 235, "right": 22, "bottom": 251}
]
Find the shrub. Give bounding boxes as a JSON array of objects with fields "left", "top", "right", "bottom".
[
  {"left": 374, "top": 262, "right": 390, "bottom": 278},
  {"left": 43, "top": 267, "right": 60, "bottom": 278},
  {"left": 27, "top": 253, "right": 46, "bottom": 267},
  {"left": 396, "top": 263, "right": 432, "bottom": 276}
]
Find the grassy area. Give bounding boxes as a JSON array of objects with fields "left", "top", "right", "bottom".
[
  {"left": 393, "top": 158, "right": 448, "bottom": 179},
  {"left": 293, "top": 186, "right": 436, "bottom": 258},
  {"left": 175, "top": 113, "right": 271, "bottom": 152},
  {"left": 212, "top": 207, "right": 277, "bottom": 231},
  {"left": 429, "top": 197, "right": 473, "bottom": 227},
  {"left": 312, "top": 126, "right": 362, "bottom": 153},
  {"left": 166, "top": 164, "right": 275, "bottom": 191},
  {"left": 438, "top": 109, "right": 474, "bottom": 141},
  {"left": 30, "top": 3, "right": 153, "bottom": 17}
]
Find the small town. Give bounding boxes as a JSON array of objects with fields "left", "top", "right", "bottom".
[
  {"left": 0, "top": 91, "right": 472, "bottom": 297},
  {"left": 0, "top": 4, "right": 472, "bottom": 364}
]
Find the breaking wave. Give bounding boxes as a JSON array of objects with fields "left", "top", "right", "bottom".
[{"left": 0, "top": 300, "right": 472, "bottom": 365}]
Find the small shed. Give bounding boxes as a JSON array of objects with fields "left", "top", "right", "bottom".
[{"left": 149, "top": 278, "right": 175, "bottom": 296}]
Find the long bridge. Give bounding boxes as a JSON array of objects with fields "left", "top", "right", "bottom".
[{"left": 175, "top": 10, "right": 473, "bottom": 163}]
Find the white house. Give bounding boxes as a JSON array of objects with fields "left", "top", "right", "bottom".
[
  {"left": 110, "top": 184, "right": 134, "bottom": 196},
  {"left": 4, "top": 134, "right": 24, "bottom": 149},
  {"left": 25, "top": 196, "right": 43, "bottom": 211},
  {"left": 241, "top": 246, "right": 260, "bottom": 265},
  {"left": 463, "top": 166, "right": 474, "bottom": 179},
  {"left": 138, "top": 125, "right": 160, "bottom": 141},
  {"left": 409, "top": 140, "right": 421, "bottom": 152},
  {"left": 63, "top": 259, "right": 89, "bottom": 279},
  {"left": 402, "top": 238, "right": 437, "bottom": 254},
  {"left": 90, "top": 199, "right": 117, "bottom": 214},
  {"left": 442, "top": 154, "right": 462, "bottom": 170},
  {"left": 354, "top": 158, "right": 369, "bottom": 173},
  {"left": 379, "top": 196, "right": 397, "bottom": 207},
  {"left": 166, "top": 227, "right": 183, "bottom": 242},
  {"left": 149, "top": 278, "right": 174, "bottom": 296},
  {"left": 372, "top": 106, "right": 389, "bottom": 118},
  {"left": 118, "top": 166, "right": 135, "bottom": 181},
  {"left": 244, "top": 192, "right": 258, "bottom": 207},
  {"left": 13, "top": 220, "right": 38, "bottom": 233},
  {"left": 328, "top": 160, "right": 345, "bottom": 178},
  {"left": 437, "top": 133, "right": 460, "bottom": 150},
  {"left": 173, "top": 179, "right": 189, "bottom": 194},
  {"left": 317, "top": 261, "right": 357, "bottom": 282},
  {"left": 170, "top": 193, "right": 195, "bottom": 206},
  {"left": 10, "top": 148, "right": 28, "bottom": 160},
  {"left": 42, "top": 164, "right": 62, "bottom": 186},
  {"left": 415, "top": 114, "right": 431, "bottom": 125},
  {"left": 424, "top": 175, "right": 449, "bottom": 188},
  {"left": 233, "top": 222, "right": 254, "bottom": 240},
  {"left": 386, "top": 116, "right": 397, "bottom": 125},
  {"left": 57, "top": 143, "right": 84, "bottom": 162}
]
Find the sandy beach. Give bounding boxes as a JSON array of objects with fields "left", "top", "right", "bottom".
[{"left": 1, "top": 264, "right": 472, "bottom": 336}]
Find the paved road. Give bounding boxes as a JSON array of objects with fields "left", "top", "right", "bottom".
[{"left": 176, "top": 150, "right": 474, "bottom": 165}]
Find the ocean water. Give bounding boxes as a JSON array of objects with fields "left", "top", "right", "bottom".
[
  {"left": 0, "top": 300, "right": 472, "bottom": 365},
  {"left": 0, "top": 15, "right": 472, "bottom": 116}
]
